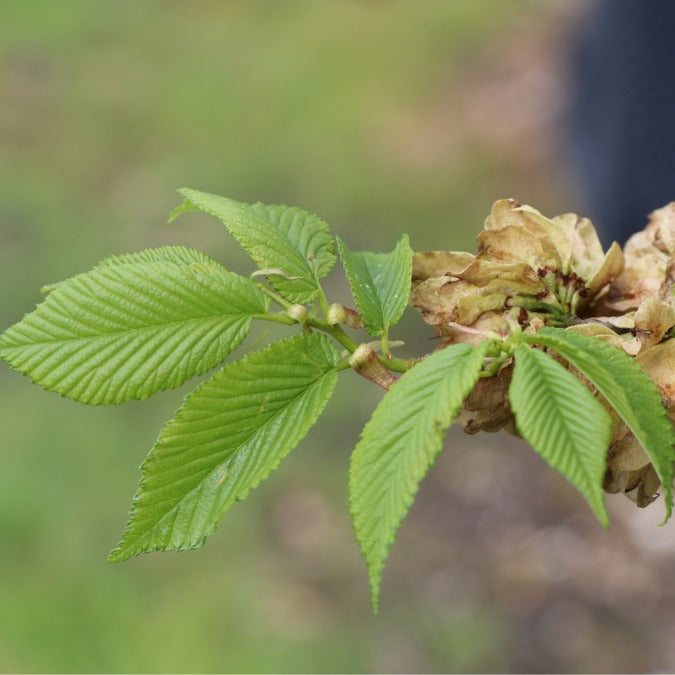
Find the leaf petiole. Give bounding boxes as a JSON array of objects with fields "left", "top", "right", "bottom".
[
  {"left": 479, "top": 353, "right": 509, "bottom": 378},
  {"left": 252, "top": 312, "right": 296, "bottom": 326},
  {"left": 254, "top": 282, "right": 294, "bottom": 310},
  {"left": 316, "top": 284, "right": 331, "bottom": 319},
  {"left": 313, "top": 320, "right": 359, "bottom": 353},
  {"left": 380, "top": 354, "right": 417, "bottom": 373},
  {"left": 251, "top": 309, "right": 415, "bottom": 374},
  {"left": 380, "top": 326, "right": 391, "bottom": 358}
]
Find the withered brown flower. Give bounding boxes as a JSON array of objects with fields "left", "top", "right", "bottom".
[
  {"left": 410, "top": 199, "right": 675, "bottom": 511},
  {"left": 606, "top": 202, "right": 675, "bottom": 313},
  {"left": 411, "top": 199, "right": 623, "bottom": 344}
]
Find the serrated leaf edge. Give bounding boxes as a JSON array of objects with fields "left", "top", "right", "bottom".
[
  {"left": 525, "top": 328, "right": 675, "bottom": 522},
  {"left": 108, "top": 333, "right": 340, "bottom": 562}
]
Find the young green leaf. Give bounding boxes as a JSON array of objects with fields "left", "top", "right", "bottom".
[
  {"left": 509, "top": 343, "right": 611, "bottom": 526},
  {"left": 524, "top": 327, "right": 675, "bottom": 520},
  {"left": 40, "top": 246, "right": 220, "bottom": 293},
  {"left": 0, "top": 259, "right": 269, "bottom": 405},
  {"left": 337, "top": 234, "right": 413, "bottom": 337},
  {"left": 349, "top": 340, "right": 492, "bottom": 611},
  {"left": 108, "top": 333, "right": 340, "bottom": 562},
  {"left": 173, "top": 188, "right": 336, "bottom": 304}
]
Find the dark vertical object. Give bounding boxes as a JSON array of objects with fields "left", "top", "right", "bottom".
[{"left": 570, "top": 0, "right": 675, "bottom": 245}]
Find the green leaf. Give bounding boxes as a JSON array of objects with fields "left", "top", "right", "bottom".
[
  {"left": 349, "top": 340, "right": 491, "bottom": 610},
  {"left": 509, "top": 343, "right": 611, "bottom": 526},
  {"left": 174, "top": 188, "right": 336, "bottom": 304},
  {"left": 0, "top": 259, "right": 269, "bottom": 405},
  {"left": 524, "top": 327, "right": 675, "bottom": 521},
  {"left": 337, "top": 235, "right": 413, "bottom": 337},
  {"left": 40, "top": 246, "right": 219, "bottom": 293},
  {"left": 109, "top": 333, "right": 340, "bottom": 562}
]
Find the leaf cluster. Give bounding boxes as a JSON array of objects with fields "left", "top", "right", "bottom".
[{"left": 1, "top": 189, "right": 673, "bottom": 611}]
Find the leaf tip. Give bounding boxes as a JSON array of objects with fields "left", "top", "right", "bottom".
[
  {"left": 658, "top": 493, "right": 673, "bottom": 526},
  {"left": 168, "top": 198, "right": 195, "bottom": 224},
  {"left": 581, "top": 489, "right": 610, "bottom": 532},
  {"left": 106, "top": 545, "right": 130, "bottom": 564},
  {"left": 363, "top": 543, "right": 390, "bottom": 614},
  {"left": 107, "top": 527, "right": 141, "bottom": 563},
  {"left": 369, "top": 575, "right": 381, "bottom": 615},
  {"left": 398, "top": 231, "right": 412, "bottom": 250},
  {"left": 168, "top": 188, "right": 201, "bottom": 222}
]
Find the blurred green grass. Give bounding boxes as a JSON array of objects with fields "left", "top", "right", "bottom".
[{"left": 0, "top": 1, "right": 564, "bottom": 672}]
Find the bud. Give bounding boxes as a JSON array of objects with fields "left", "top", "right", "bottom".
[
  {"left": 327, "top": 303, "right": 364, "bottom": 329},
  {"left": 287, "top": 304, "right": 308, "bottom": 323},
  {"left": 349, "top": 344, "right": 396, "bottom": 390}
]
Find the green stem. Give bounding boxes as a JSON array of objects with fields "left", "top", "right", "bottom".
[
  {"left": 252, "top": 312, "right": 296, "bottom": 326},
  {"left": 309, "top": 319, "right": 359, "bottom": 352},
  {"left": 316, "top": 285, "right": 331, "bottom": 319},
  {"left": 381, "top": 326, "right": 391, "bottom": 358},
  {"left": 252, "top": 307, "right": 358, "bottom": 353},
  {"left": 381, "top": 355, "right": 418, "bottom": 373},
  {"left": 479, "top": 353, "right": 508, "bottom": 378},
  {"left": 253, "top": 304, "right": 416, "bottom": 374},
  {"left": 256, "top": 283, "right": 293, "bottom": 310},
  {"left": 486, "top": 340, "right": 507, "bottom": 356}
]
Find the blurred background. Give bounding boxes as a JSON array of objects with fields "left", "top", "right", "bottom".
[{"left": 2, "top": 1, "right": 675, "bottom": 672}]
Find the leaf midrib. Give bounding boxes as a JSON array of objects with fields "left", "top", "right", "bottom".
[
  {"left": 520, "top": 349, "right": 599, "bottom": 493},
  {"left": 354, "top": 362, "right": 459, "bottom": 550},
  {"left": 1, "top": 312, "right": 252, "bottom": 349},
  {"left": 195, "top": 198, "right": 311, "bottom": 277},
  {"left": 248, "top": 203, "right": 329, "bottom": 279},
  {"left": 357, "top": 258, "right": 387, "bottom": 328}
]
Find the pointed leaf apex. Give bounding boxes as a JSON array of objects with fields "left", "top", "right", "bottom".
[
  {"left": 169, "top": 189, "right": 336, "bottom": 304},
  {"left": 168, "top": 199, "right": 195, "bottom": 223}
]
